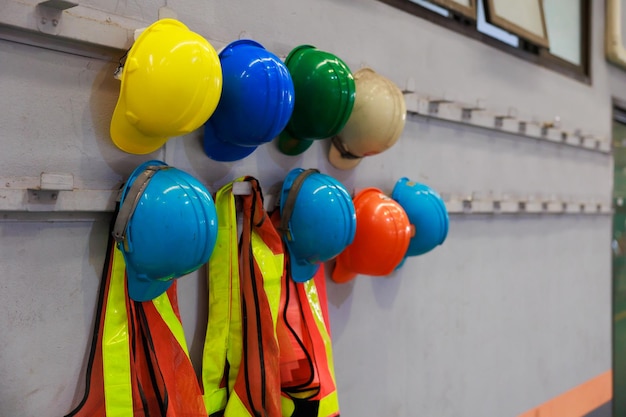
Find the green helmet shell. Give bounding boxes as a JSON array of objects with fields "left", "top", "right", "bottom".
[{"left": 278, "top": 45, "right": 355, "bottom": 156}]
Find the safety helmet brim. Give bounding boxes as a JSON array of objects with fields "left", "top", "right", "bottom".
[
  {"left": 203, "top": 122, "right": 257, "bottom": 162},
  {"left": 288, "top": 251, "right": 320, "bottom": 283},
  {"left": 110, "top": 102, "right": 168, "bottom": 155},
  {"left": 277, "top": 130, "right": 314, "bottom": 156},
  {"left": 394, "top": 256, "right": 407, "bottom": 270},
  {"left": 126, "top": 261, "right": 174, "bottom": 302},
  {"left": 331, "top": 254, "right": 357, "bottom": 283},
  {"left": 328, "top": 138, "right": 362, "bottom": 170}
]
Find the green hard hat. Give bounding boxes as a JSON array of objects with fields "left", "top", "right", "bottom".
[{"left": 278, "top": 45, "right": 356, "bottom": 156}]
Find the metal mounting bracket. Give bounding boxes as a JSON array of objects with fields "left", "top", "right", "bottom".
[
  {"left": 27, "top": 172, "right": 74, "bottom": 204},
  {"left": 461, "top": 100, "right": 486, "bottom": 121},
  {"left": 494, "top": 108, "right": 518, "bottom": 129},
  {"left": 428, "top": 98, "right": 455, "bottom": 115},
  {"left": 36, "top": 0, "right": 78, "bottom": 36}
]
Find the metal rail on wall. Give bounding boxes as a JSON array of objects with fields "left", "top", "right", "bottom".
[
  {"left": 0, "top": 173, "right": 118, "bottom": 221},
  {"left": 401, "top": 89, "right": 610, "bottom": 154},
  {"left": 0, "top": 173, "right": 613, "bottom": 219},
  {"left": 396, "top": 88, "right": 612, "bottom": 215},
  {"left": 0, "top": 1, "right": 142, "bottom": 60},
  {"left": 0, "top": 2, "right": 219, "bottom": 59},
  {"left": 0, "top": 1, "right": 613, "bottom": 218},
  {"left": 441, "top": 193, "right": 612, "bottom": 216}
]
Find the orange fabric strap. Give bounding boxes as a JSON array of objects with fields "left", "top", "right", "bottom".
[{"left": 228, "top": 177, "right": 284, "bottom": 417}]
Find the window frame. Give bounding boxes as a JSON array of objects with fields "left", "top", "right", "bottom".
[
  {"left": 484, "top": 0, "right": 549, "bottom": 48},
  {"left": 606, "top": 0, "right": 626, "bottom": 71},
  {"left": 430, "top": 0, "right": 477, "bottom": 19},
  {"left": 378, "top": 0, "right": 591, "bottom": 84}
]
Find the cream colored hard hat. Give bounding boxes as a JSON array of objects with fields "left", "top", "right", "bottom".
[{"left": 328, "top": 68, "right": 406, "bottom": 170}]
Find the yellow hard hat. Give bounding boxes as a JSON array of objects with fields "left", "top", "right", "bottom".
[
  {"left": 328, "top": 68, "right": 406, "bottom": 170},
  {"left": 110, "top": 19, "right": 222, "bottom": 154}
]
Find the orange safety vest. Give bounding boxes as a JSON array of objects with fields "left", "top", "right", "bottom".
[
  {"left": 202, "top": 177, "right": 284, "bottom": 417},
  {"left": 66, "top": 231, "right": 206, "bottom": 417},
  {"left": 271, "top": 211, "right": 340, "bottom": 417},
  {"left": 278, "top": 266, "right": 340, "bottom": 417}
]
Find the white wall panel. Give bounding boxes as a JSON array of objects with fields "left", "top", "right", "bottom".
[{"left": 0, "top": 0, "right": 615, "bottom": 416}]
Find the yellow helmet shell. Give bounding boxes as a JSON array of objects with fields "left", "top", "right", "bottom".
[
  {"left": 329, "top": 68, "right": 406, "bottom": 170},
  {"left": 110, "top": 19, "right": 222, "bottom": 154}
]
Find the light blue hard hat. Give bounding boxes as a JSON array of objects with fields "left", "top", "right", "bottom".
[
  {"left": 112, "top": 160, "right": 218, "bottom": 301},
  {"left": 391, "top": 177, "right": 449, "bottom": 264},
  {"left": 203, "top": 39, "right": 295, "bottom": 161},
  {"left": 279, "top": 168, "right": 356, "bottom": 282}
]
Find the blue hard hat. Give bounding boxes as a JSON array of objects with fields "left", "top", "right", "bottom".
[
  {"left": 203, "top": 39, "right": 294, "bottom": 162},
  {"left": 112, "top": 160, "right": 218, "bottom": 301},
  {"left": 279, "top": 168, "right": 356, "bottom": 282},
  {"left": 391, "top": 178, "right": 449, "bottom": 263}
]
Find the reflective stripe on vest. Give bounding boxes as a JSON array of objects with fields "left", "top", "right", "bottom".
[
  {"left": 102, "top": 245, "right": 202, "bottom": 416},
  {"left": 203, "top": 180, "right": 243, "bottom": 414},
  {"left": 277, "top": 256, "right": 340, "bottom": 417},
  {"left": 152, "top": 289, "right": 190, "bottom": 357},
  {"left": 234, "top": 177, "right": 283, "bottom": 416},
  {"left": 202, "top": 178, "right": 284, "bottom": 417},
  {"left": 67, "top": 237, "right": 204, "bottom": 416},
  {"left": 102, "top": 245, "right": 133, "bottom": 416},
  {"left": 269, "top": 204, "right": 341, "bottom": 417},
  {"left": 301, "top": 271, "right": 340, "bottom": 417}
]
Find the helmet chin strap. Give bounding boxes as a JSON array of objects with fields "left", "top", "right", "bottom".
[
  {"left": 112, "top": 165, "right": 169, "bottom": 251},
  {"left": 278, "top": 169, "right": 319, "bottom": 241},
  {"left": 113, "top": 47, "right": 131, "bottom": 80},
  {"left": 331, "top": 136, "right": 362, "bottom": 160}
]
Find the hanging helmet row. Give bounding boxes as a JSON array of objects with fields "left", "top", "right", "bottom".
[
  {"left": 89, "top": 16, "right": 438, "bottom": 417},
  {"left": 110, "top": 19, "right": 406, "bottom": 169},
  {"left": 72, "top": 166, "right": 447, "bottom": 416},
  {"left": 113, "top": 160, "right": 448, "bottom": 302}
]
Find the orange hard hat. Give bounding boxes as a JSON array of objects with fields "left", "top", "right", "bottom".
[{"left": 331, "top": 188, "right": 412, "bottom": 283}]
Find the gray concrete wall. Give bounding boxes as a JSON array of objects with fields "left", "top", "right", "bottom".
[{"left": 0, "top": 0, "right": 615, "bottom": 416}]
